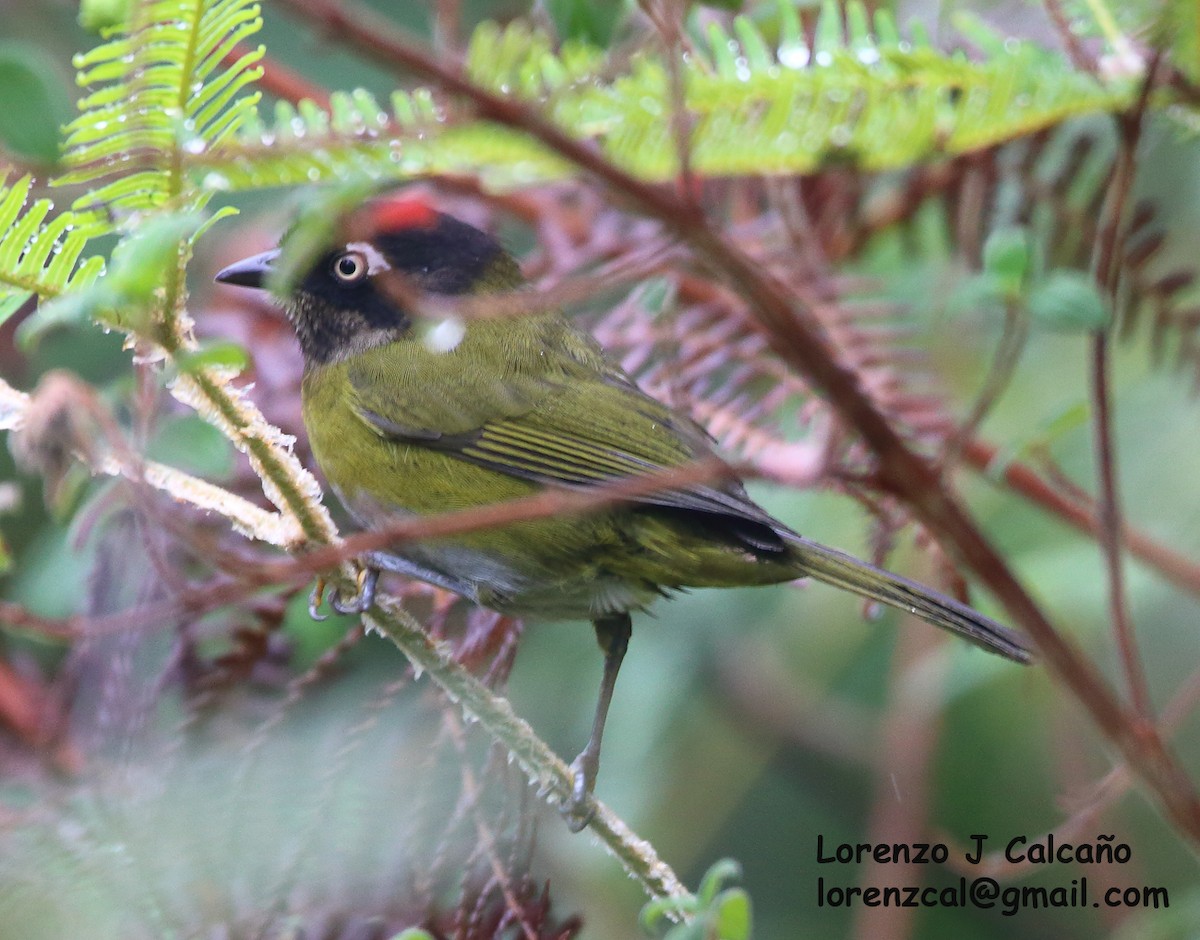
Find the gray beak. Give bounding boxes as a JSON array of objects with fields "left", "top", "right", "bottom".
[{"left": 214, "top": 249, "right": 280, "bottom": 289}]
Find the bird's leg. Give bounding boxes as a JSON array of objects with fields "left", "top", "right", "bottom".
[{"left": 562, "top": 612, "right": 632, "bottom": 831}]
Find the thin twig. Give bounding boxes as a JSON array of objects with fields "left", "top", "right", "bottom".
[
  {"left": 942, "top": 298, "right": 1028, "bottom": 467},
  {"left": 0, "top": 454, "right": 733, "bottom": 643},
  {"left": 307, "top": 457, "right": 731, "bottom": 571},
  {"left": 1043, "top": 0, "right": 1098, "bottom": 74},
  {"left": 1088, "top": 64, "right": 1158, "bottom": 719}
]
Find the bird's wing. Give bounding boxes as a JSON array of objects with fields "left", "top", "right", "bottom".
[{"left": 347, "top": 358, "right": 787, "bottom": 551}]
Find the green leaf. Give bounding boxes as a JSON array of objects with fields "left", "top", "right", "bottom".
[
  {"left": 982, "top": 226, "right": 1030, "bottom": 297},
  {"left": 546, "top": 0, "right": 624, "bottom": 46},
  {"left": 106, "top": 212, "right": 205, "bottom": 301},
  {"left": 641, "top": 894, "right": 697, "bottom": 932},
  {"left": 268, "top": 180, "right": 380, "bottom": 296},
  {"left": 17, "top": 209, "right": 203, "bottom": 345},
  {"left": 642, "top": 859, "right": 749, "bottom": 938},
  {"left": 146, "top": 414, "right": 236, "bottom": 478},
  {"left": 15, "top": 284, "right": 118, "bottom": 348},
  {"left": 713, "top": 888, "right": 752, "bottom": 940},
  {"left": 173, "top": 340, "right": 251, "bottom": 376},
  {"left": 0, "top": 175, "right": 107, "bottom": 328},
  {"left": 56, "top": 0, "right": 265, "bottom": 214},
  {"left": 1028, "top": 269, "right": 1110, "bottom": 332},
  {"left": 1159, "top": 1, "right": 1200, "bottom": 84},
  {"left": 0, "top": 46, "right": 73, "bottom": 165},
  {"left": 194, "top": 15, "right": 1135, "bottom": 193},
  {"left": 0, "top": 292, "right": 29, "bottom": 324},
  {"left": 697, "top": 858, "right": 742, "bottom": 905},
  {"left": 78, "top": 0, "right": 132, "bottom": 32}
]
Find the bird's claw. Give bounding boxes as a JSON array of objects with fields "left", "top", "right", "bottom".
[
  {"left": 308, "top": 578, "right": 329, "bottom": 621},
  {"left": 307, "top": 568, "right": 379, "bottom": 619},
  {"left": 332, "top": 566, "right": 379, "bottom": 614},
  {"left": 560, "top": 754, "right": 598, "bottom": 832}
]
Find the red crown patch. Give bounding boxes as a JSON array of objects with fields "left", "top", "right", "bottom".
[{"left": 366, "top": 195, "right": 439, "bottom": 233}]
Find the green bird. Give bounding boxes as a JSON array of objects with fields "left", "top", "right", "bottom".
[{"left": 215, "top": 197, "right": 1032, "bottom": 828}]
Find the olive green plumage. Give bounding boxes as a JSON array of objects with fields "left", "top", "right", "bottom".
[{"left": 302, "top": 304, "right": 803, "bottom": 619}]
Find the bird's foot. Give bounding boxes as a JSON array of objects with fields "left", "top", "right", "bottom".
[
  {"left": 308, "top": 568, "right": 379, "bottom": 619},
  {"left": 560, "top": 752, "right": 599, "bottom": 832}
]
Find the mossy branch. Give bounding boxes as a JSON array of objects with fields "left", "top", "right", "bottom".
[{"left": 365, "top": 597, "right": 693, "bottom": 906}]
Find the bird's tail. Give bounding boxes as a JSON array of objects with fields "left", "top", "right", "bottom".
[{"left": 785, "top": 534, "right": 1033, "bottom": 664}]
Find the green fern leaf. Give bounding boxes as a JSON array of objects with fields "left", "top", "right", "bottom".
[
  {"left": 190, "top": 13, "right": 1134, "bottom": 194},
  {"left": 55, "top": 0, "right": 264, "bottom": 214},
  {"left": 0, "top": 176, "right": 106, "bottom": 325},
  {"left": 191, "top": 85, "right": 568, "bottom": 192}
]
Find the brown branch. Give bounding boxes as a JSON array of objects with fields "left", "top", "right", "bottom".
[
  {"left": 1088, "top": 66, "right": 1158, "bottom": 719},
  {"left": 304, "top": 457, "right": 731, "bottom": 573},
  {"left": 1043, "top": 0, "right": 1099, "bottom": 74},
  {"left": 268, "top": 0, "right": 1200, "bottom": 846},
  {"left": 0, "top": 600, "right": 79, "bottom": 641},
  {"left": 2, "top": 460, "right": 731, "bottom": 643}
]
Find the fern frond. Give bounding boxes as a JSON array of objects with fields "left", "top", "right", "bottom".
[
  {"left": 191, "top": 7, "right": 1134, "bottom": 194},
  {"left": 592, "top": 266, "right": 949, "bottom": 478},
  {"left": 191, "top": 87, "right": 569, "bottom": 192},
  {"left": 56, "top": 0, "right": 264, "bottom": 213},
  {"left": 0, "top": 176, "right": 106, "bottom": 324},
  {"left": 591, "top": 5, "right": 1133, "bottom": 178}
]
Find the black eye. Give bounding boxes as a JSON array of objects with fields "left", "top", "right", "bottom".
[{"left": 331, "top": 251, "right": 367, "bottom": 284}]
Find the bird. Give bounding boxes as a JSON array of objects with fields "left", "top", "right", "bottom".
[{"left": 215, "top": 196, "right": 1033, "bottom": 829}]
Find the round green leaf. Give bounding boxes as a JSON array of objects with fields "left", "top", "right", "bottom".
[
  {"left": 981, "top": 226, "right": 1030, "bottom": 296},
  {"left": 1027, "top": 269, "right": 1110, "bottom": 332},
  {"left": 0, "top": 46, "right": 72, "bottom": 165}
]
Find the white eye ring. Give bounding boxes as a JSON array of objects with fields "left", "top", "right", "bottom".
[{"left": 331, "top": 251, "right": 368, "bottom": 283}]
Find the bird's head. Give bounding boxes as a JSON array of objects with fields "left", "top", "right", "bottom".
[{"left": 215, "top": 197, "right": 520, "bottom": 365}]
